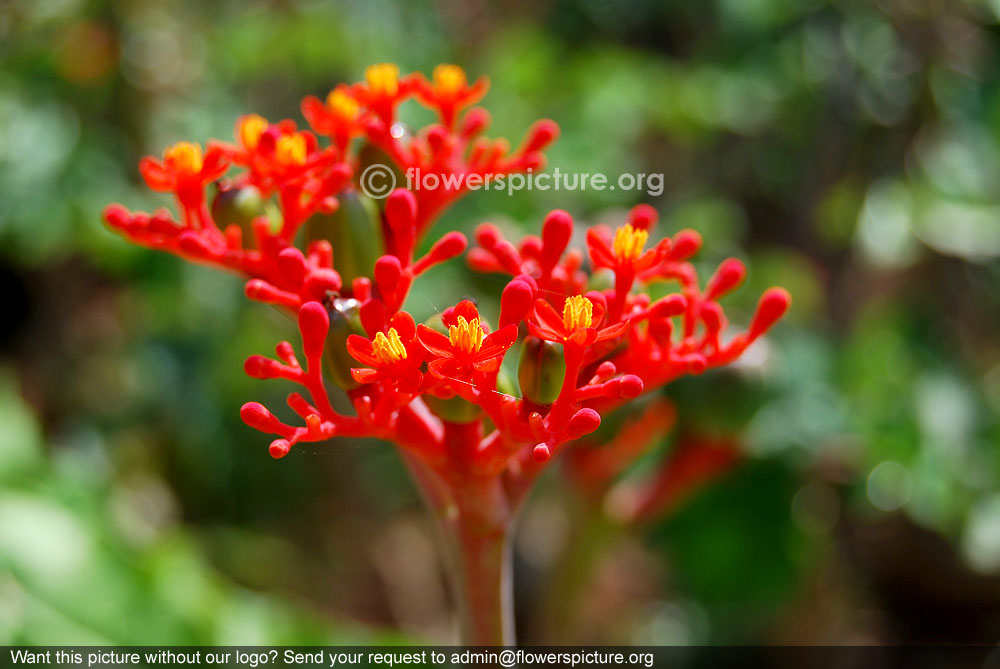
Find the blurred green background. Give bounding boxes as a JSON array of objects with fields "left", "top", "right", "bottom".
[{"left": 2, "top": 0, "right": 1000, "bottom": 645}]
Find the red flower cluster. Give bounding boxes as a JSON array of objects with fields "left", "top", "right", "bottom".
[{"left": 104, "top": 63, "right": 789, "bottom": 525}]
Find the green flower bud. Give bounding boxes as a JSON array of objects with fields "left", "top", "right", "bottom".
[
  {"left": 518, "top": 336, "right": 566, "bottom": 405},
  {"left": 211, "top": 184, "right": 277, "bottom": 249},
  {"left": 423, "top": 394, "right": 483, "bottom": 423},
  {"left": 306, "top": 190, "right": 381, "bottom": 284},
  {"left": 323, "top": 296, "right": 366, "bottom": 389},
  {"left": 496, "top": 364, "right": 518, "bottom": 397}
]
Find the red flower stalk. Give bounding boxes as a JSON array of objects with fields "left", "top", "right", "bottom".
[{"left": 102, "top": 64, "right": 790, "bottom": 646}]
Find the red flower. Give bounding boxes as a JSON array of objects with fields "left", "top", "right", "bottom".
[
  {"left": 414, "top": 64, "right": 489, "bottom": 128},
  {"left": 587, "top": 223, "right": 667, "bottom": 273},
  {"left": 139, "top": 141, "right": 229, "bottom": 194},
  {"left": 351, "top": 63, "right": 416, "bottom": 124},
  {"left": 528, "top": 295, "right": 628, "bottom": 348},
  {"left": 347, "top": 311, "right": 423, "bottom": 391},
  {"left": 416, "top": 300, "right": 518, "bottom": 378},
  {"left": 223, "top": 115, "right": 336, "bottom": 191},
  {"left": 301, "top": 85, "right": 367, "bottom": 154}
]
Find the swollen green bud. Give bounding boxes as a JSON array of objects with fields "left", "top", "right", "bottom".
[
  {"left": 323, "top": 297, "right": 366, "bottom": 389},
  {"left": 211, "top": 184, "right": 276, "bottom": 248},
  {"left": 306, "top": 190, "right": 381, "bottom": 284},
  {"left": 518, "top": 336, "right": 566, "bottom": 405},
  {"left": 424, "top": 394, "right": 483, "bottom": 423}
]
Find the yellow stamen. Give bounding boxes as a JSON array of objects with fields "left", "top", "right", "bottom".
[
  {"left": 612, "top": 224, "right": 649, "bottom": 263},
  {"left": 448, "top": 316, "right": 484, "bottom": 354},
  {"left": 433, "top": 64, "right": 467, "bottom": 96},
  {"left": 326, "top": 89, "right": 360, "bottom": 122},
  {"left": 239, "top": 114, "right": 268, "bottom": 151},
  {"left": 372, "top": 328, "right": 407, "bottom": 365},
  {"left": 275, "top": 133, "right": 307, "bottom": 166},
  {"left": 562, "top": 295, "right": 593, "bottom": 332},
  {"left": 365, "top": 63, "right": 400, "bottom": 98},
  {"left": 164, "top": 141, "right": 203, "bottom": 175}
]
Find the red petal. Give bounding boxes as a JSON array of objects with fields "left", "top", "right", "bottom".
[
  {"left": 390, "top": 311, "right": 416, "bottom": 341},
  {"left": 473, "top": 358, "right": 501, "bottom": 373},
  {"left": 527, "top": 322, "right": 564, "bottom": 343},
  {"left": 586, "top": 229, "right": 616, "bottom": 269},
  {"left": 480, "top": 324, "right": 518, "bottom": 354},
  {"left": 351, "top": 368, "right": 381, "bottom": 384},
  {"left": 596, "top": 320, "right": 629, "bottom": 342},
  {"left": 532, "top": 298, "right": 565, "bottom": 335},
  {"left": 428, "top": 357, "right": 462, "bottom": 379},
  {"left": 138, "top": 157, "right": 174, "bottom": 191},
  {"left": 346, "top": 334, "right": 379, "bottom": 366},
  {"left": 452, "top": 299, "right": 480, "bottom": 325},
  {"left": 569, "top": 329, "right": 598, "bottom": 347},
  {"left": 417, "top": 324, "right": 455, "bottom": 358}
]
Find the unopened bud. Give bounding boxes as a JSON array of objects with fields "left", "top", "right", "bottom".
[
  {"left": 211, "top": 184, "right": 273, "bottom": 249},
  {"left": 518, "top": 336, "right": 567, "bottom": 405},
  {"left": 322, "top": 297, "right": 367, "bottom": 389},
  {"left": 306, "top": 190, "right": 382, "bottom": 284},
  {"left": 424, "top": 394, "right": 483, "bottom": 423}
]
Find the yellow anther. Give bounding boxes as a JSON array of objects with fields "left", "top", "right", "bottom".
[
  {"left": 372, "top": 328, "right": 407, "bottom": 365},
  {"left": 448, "top": 316, "right": 484, "bottom": 354},
  {"left": 562, "top": 295, "right": 593, "bottom": 332},
  {"left": 275, "top": 133, "right": 307, "bottom": 166},
  {"left": 239, "top": 114, "right": 269, "bottom": 151},
  {"left": 365, "top": 63, "right": 400, "bottom": 98},
  {"left": 326, "top": 89, "right": 360, "bottom": 122},
  {"left": 612, "top": 224, "right": 649, "bottom": 263},
  {"left": 433, "top": 64, "right": 467, "bottom": 96},
  {"left": 164, "top": 141, "right": 203, "bottom": 175}
]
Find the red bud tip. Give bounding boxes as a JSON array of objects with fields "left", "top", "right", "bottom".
[
  {"left": 428, "top": 232, "right": 467, "bottom": 262},
  {"left": 245, "top": 279, "right": 280, "bottom": 302},
  {"left": 304, "top": 269, "right": 342, "bottom": 300},
  {"left": 524, "top": 119, "right": 559, "bottom": 153},
  {"left": 104, "top": 204, "right": 131, "bottom": 229},
  {"left": 245, "top": 354, "right": 280, "bottom": 379},
  {"left": 178, "top": 231, "right": 212, "bottom": 257},
  {"left": 460, "top": 107, "right": 491, "bottom": 138},
  {"left": 650, "top": 294, "right": 686, "bottom": 320},
  {"left": 475, "top": 223, "right": 501, "bottom": 250},
  {"left": 668, "top": 229, "right": 702, "bottom": 261},
  {"left": 269, "top": 439, "right": 291, "bottom": 459},
  {"left": 541, "top": 209, "right": 573, "bottom": 264},
  {"left": 532, "top": 443, "right": 552, "bottom": 463},
  {"left": 686, "top": 354, "right": 708, "bottom": 374},
  {"left": 241, "top": 402, "right": 275, "bottom": 431},
  {"left": 650, "top": 318, "right": 673, "bottom": 345},
  {"left": 385, "top": 189, "right": 417, "bottom": 232},
  {"left": 700, "top": 302, "right": 725, "bottom": 332},
  {"left": 706, "top": 258, "right": 746, "bottom": 301},
  {"left": 618, "top": 374, "right": 644, "bottom": 398},
  {"left": 277, "top": 247, "right": 309, "bottom": 285},
  {"left": 374, "top": 255, "right": 403, "bottom": 291},
  {"left": 567, "top": 408, "right": 602, "bottom": 438},
  {"left": 500, "top": 279, "right": 535, "bottom": 327},
  {"left": 749, "top": 287, "right": 791, "bottom": 338},
  {"left": 298, "top": 301, "right": 330, "bottom": 360},
  {"left": 628, "top": 204, "right": 658, "bottom": 230},
  {"left": 596, "top": 361, "right": 617, "bottom": 380},
  {"left": 426, "top": 126, "right": 449, "bottom": 153}
]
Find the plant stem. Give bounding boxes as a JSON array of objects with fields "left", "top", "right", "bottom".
[{"left": 399, "top": 427, "right": 516, "bottom": 645}]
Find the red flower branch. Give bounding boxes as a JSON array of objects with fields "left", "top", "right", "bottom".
[{"left": 102, "top": 63, "right": 790, "bottom": 645}]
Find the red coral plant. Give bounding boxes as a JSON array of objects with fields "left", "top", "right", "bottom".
[{"left": 103, "top": 64, "right": 789, "bottom": 645}]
